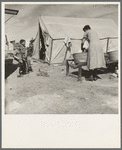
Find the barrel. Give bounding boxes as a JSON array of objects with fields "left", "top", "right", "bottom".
[
  {"left": 5, "top": 58, "right": 13, "bottom": 65},
  {"left": 73, "top": 52, "right": 87, "bottom": 65},
  {"left": 108, "top": 50, "right": 118, "bottom": 61}
]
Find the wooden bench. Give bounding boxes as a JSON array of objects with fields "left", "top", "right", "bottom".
[{"left": 66, "top": 59, "right": 87, "bottom": 81}]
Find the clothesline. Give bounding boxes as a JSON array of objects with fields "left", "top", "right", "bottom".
[
  {"left": 52, "top": 37, "right": 118, "bottom": 40},
  {"left": 100, "top": 37, "right": 118, "bottom": 40}
]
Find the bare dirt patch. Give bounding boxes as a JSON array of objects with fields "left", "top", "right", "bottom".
[{"left": 5, "top": 60, "right": 118, "bottom": 114}]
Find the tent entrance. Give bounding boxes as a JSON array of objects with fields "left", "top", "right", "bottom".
[{"left": 39, "top": 28, "right": 46, "bottom": 60}]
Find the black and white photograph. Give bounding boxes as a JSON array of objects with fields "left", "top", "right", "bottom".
[
  {"left": 2, "top": 1, "right": 120, "bottom": 148},
  {"left": 4, "top": 2, "right": 119, "bottom": 114}
]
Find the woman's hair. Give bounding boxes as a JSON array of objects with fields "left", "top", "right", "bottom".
[
  {"left": 20, "top": 39, "right": 25, "bottom": 44},
  {"left": 83, "top": 25, "right": 91, "bottom": 32}
]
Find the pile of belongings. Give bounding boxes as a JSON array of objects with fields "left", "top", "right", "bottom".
[{"left": 37, "top": 69, "right": 50, "bottom": 77}]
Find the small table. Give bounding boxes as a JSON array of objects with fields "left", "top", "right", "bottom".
[{"left": 66, "top": 59, "right": 87, "bottom": 81}]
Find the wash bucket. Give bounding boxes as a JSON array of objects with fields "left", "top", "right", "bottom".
[
  {"left": 108, "top": 50, "right": 118, "bottom": 61},
  {"left": 73, "top": 52, "right": 87, "bottom": 65}
]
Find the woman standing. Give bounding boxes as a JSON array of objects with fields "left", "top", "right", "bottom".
[{"left": 83, "top": 25, "right": 106, "bottom": 81}]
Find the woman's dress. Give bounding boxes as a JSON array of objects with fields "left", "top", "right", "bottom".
[{"left": 83, "top": 29, "right": 106, "bottom": 70}]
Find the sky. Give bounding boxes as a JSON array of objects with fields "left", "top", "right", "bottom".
[{"left": 4, "top": 3, "right": 118, "bottom": 49}]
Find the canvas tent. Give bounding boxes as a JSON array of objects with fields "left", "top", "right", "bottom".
[{"left": 33, "top": 16, "right": 118, "bottom": 64}]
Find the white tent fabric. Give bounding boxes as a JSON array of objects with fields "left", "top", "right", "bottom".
[
  {"left": 33, "top": 16, "right": 118, "bottom": 64},
  {"left": 108, "top": 38, "right": 118, "bottom": 52},
  {"left": 40, "top": 16, "right": 118, "bottom": 38},
  {"left": 33, "top": 32, "right": 40, "bottom": 59}
]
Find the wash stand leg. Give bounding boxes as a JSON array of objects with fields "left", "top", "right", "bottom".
[
  {"left": 66, "top": 60, "right": 69, "bottom": 76},
  {"left": 78, "top": 65, "right": 82, "bottom": 81}
]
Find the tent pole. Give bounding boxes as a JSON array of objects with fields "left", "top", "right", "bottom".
[
  {"left": 106, "top": 38, "right": 110, "bottom": 53},
  {"left": 49, "top": 39, "right": 53, "bottom": 65},
  {"left": 38, "top": 22, "right": 41, "bottom": 59}
]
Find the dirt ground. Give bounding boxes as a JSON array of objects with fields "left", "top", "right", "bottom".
[{"left": 5, "top": 59, "right": 118, "bottom": 114}]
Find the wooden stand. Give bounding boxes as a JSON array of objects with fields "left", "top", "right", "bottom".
[
  {"left": 66, "top": 55, "right": 118, "bottom": 81},
  {"left": 66, "top": 59, "right": 87, "bottom": 81}
]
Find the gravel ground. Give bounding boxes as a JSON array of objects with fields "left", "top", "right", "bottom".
[{"left": 5, "top": 59, "right": 118, "bottom": 114}]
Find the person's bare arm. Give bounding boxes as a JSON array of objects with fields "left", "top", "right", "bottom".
[{"left": 83, "top": 31, "right": 88, "bottom": 41}]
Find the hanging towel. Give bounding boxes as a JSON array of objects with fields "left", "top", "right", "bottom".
[
  {"left": 63, "top": 37, "right": 71, "bottom": 47},
  {"left": 83, "top": 40, "right": 89, "bottom": 49}
]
